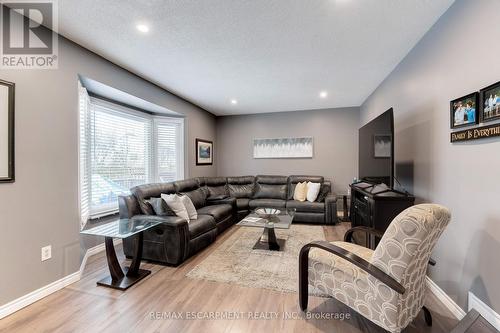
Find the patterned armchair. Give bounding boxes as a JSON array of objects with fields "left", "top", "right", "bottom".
[{"left": 299, "top": 204, "right": 451, "bottom": 333}]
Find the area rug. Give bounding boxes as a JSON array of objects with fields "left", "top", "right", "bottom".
[{"left": 186, "top": 224, "right": 327, "bottom": 296}]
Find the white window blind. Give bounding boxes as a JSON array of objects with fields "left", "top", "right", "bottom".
[
  {"left": 154, "top": 118, "right": 184, "bottom": 183},
  {"left": 78, "top": 89, "right": 184, "bottom": 222},
  {"left": 89, "top": 99, "right": 152, "bottom": 216}
]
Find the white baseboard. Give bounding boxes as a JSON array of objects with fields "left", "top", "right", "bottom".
[
  {"left": 426, "top": 276, "right": 466, "bottom": 320},
  {"left": 0, "top": 271, "right": 80, "bottom": 320},
  {"left": 0, "top": 239, "right": 121, "bottom": 320},
  {"left": 468, "top": 291, "right": 500, "bottom": 330}
]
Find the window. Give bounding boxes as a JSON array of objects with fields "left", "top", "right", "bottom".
[{"left": 79, "top": 86, "right": 184, "bottom": 222}]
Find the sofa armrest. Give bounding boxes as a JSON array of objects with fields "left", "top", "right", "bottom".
[
  {"left": 119, "top": 195, "right": 141, "bottom": 218},
  {"left": 206, "top": 194, "right": 229, "bottom": 201},
  {"left": 123, "top": 214, "right": 190, "bottom": 265},
  {"left": 206, "top": 196, "right": 236, "bottom": 207},
  {"left": 324, "top": 194, "right": 338, "bottom": 224},
  {"left": 206, "top": 197, "right": 238, "bottom": 222}
]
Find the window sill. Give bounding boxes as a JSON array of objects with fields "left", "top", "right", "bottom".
[{"left": 88, "top": 212, "right": 120, "bottom": 226}]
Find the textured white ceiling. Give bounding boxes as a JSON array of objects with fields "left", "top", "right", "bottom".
[{"left": 59, "top": 0, "right": 455, "bottom": 115}]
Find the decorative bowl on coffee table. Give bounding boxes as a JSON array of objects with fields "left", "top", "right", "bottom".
[{"left": 255, "top": 208, "right": 281, "bottom": 220}]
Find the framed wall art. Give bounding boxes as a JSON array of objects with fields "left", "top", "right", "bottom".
[
  {"left": 0, "top": 79, "right": 15, "bottom": 183},
  {"left": 373, "top": 134, "right": 391, "bottom": 158},
  {"left": 253, "top": 137, "right": 313, "bottom": 159},
  {"left": 196, "top": 138, "right": 213, "bottom": 165}
]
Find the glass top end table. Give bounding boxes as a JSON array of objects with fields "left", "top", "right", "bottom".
[
  {"left": 81, "top": 217, "right": 163, "bottom": 290},
  {"left": 237, "top": 208, "right": 296, "bottom": 251},
  {"left": 80, "top": 218, "right": 163, "bottom": 239}
]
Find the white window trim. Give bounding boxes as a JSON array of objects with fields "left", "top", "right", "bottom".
[{"left": 78, "top": 81, "right": 91, "bottom": 229}]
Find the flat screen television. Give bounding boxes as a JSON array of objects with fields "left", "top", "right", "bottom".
[{"left": 358, "top": 108, "right": 394, "bottom": 188}]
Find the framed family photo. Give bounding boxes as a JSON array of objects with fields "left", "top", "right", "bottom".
[
  {"left": 195, "top": 138, "right": 213, "bottom": 165},
  {"left": 450, "top": 92, "right": 478, "bottom": 129},
  {"left": 0, "top": 79, "right": 15, "bottom": 183},
  {"left": 480, "top": 81, "right": 500, "bottom": 123}
]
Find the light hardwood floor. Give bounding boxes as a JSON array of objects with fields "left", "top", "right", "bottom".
[{"left": 0, "top": 223, "right": 458, "bottom": 333}]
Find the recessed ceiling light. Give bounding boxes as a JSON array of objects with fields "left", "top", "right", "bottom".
[
  {"left": 136, "top": 24, "right": 149, "bottom": 33},
  {"left": 231, "top": 99, "right": 238, "bottom": 105},
  {"left": 319, "top": 91, "right": 328, "bottom": 98}
]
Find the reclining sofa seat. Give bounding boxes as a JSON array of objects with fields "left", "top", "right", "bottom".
[
  {"left": 227, "top": 176, "right": 255, "bottom": 219},
  {"left": 287, "top": 175, "right": 329, "bottom": 224},
  {"left": 195, "top": 177, "right": 237, "bottom": 233},
  {"left": 248, "top": 175, "right": 288, "bottom": 210},
  {"left": 121, "top": 182, "right": 193, "bottom": 265}
]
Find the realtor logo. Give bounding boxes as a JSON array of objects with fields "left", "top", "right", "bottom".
[{"left": 0, "top": 0, "right": 58, "bottom": 69}]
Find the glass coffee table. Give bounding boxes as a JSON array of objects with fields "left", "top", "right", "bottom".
[
  {"left": 80, "top": 217, "right": 164, "bottom": 290},
  {"left": 237, "top": 207, "right": 296, "bottom": 251}
]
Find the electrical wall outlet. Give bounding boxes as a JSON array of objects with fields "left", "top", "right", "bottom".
[{"left": 41, "top": 245, "right": 52, "bottom": 261}]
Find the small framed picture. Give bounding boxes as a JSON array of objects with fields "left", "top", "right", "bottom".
[
  {"left": 196, "top": 139, "right": 213, "bottom": 165},
  {"left": 480, "top": 81, "right": 500, "bottom": 123},
  {"left": 450, "top": 92, "right": 479, "bottom": 129},
  {"left": 373, "top": 134, "right": 391, "bottom": 158}
]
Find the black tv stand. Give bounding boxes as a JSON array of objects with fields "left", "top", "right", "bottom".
[{"left": 349, "top": 181, "right": 415, "bottom": 249}]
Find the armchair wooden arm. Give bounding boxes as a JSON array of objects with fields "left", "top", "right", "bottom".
[
  {"left": 344, "top": 226, "right": 384, "bottom": 243},
  {"left": 299, "top": 240, "right": 405, "bottom": 311}
]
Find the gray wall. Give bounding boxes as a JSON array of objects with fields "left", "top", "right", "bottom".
[
  {"left": 216, "top": 108, "right": 359, "bottom": 193},
  {"left": 360, "top": 0, "right": 500, "bottom": 311},
  {"left": 0, "top": 35, "right": 216, "bottom": 305}
]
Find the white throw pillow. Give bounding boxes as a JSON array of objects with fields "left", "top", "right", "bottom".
[
  {"left": 293, "top": 182, "right": 307, "bottom": 202},
  {"left": 306, "top": 182, "right": 321, "bottom": 202},
  {"left": 161, "top": 194, "right": 190, "bottom": 222},
  {"left": 180, "top": 195, "right": 197, "bottom": 220}
]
